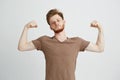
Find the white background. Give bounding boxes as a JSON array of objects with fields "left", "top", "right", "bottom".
[{"left": 0, "top": 0, "right": 120, "bottom": 80}]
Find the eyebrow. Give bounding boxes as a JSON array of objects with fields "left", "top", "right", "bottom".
[{"left": 51, "top": 18, "right": 61, "bottom": 22}]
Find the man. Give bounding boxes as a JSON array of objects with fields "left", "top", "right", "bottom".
[{"left": 18, "top": 9, "right": 104, "bottom": 80}]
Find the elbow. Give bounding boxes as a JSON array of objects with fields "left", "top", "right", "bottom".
[
  {"left": 18, "top": 46, "right": 26, "bottom": 52},
  {"left": 98, "top": 49, "right": 104, "bottom": 53},
  {"left": 97, "top": 47, "right": 104, "bottom": 53}
]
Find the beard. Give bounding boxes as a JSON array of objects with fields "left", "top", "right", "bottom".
[{"left": 52, "top": 24, "right": 64, "bottom": 33}]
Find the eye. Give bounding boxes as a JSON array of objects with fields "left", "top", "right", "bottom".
[{"left": 57, "top": 19, "right": 60, "bottom": 22}]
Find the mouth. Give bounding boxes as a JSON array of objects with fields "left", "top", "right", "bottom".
[{"left": 53, "top": 25, "right": 64, "bottom": 33}]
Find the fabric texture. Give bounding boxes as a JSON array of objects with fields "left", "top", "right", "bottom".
[{"left": 32, "top": 35, "right": 90, "bottom": 80}]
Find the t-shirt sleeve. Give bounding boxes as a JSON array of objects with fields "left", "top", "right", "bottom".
[
  {"left": 78, "top": 37, "right": 90, "bottom": 51},
  {"left": 32, "top": 37, "right": 42, "bottom": 50}
]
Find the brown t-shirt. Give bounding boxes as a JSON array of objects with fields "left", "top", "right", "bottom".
[{"left": 32, "top": 35, "right": 90, "bottom": 80}]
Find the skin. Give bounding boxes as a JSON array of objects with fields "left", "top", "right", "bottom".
[
  {"left": 49, "top": 14, "right": 65, "bottom": 33},
  {"left": 86, "top": 20, "right": 104, "bottom": 52},
  {"left": 18, "top": 14, "right": 104, "bottom": 52}
]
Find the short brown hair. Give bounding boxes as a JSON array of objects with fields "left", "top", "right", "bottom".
[{"left": 46, "top": 9, "right": 64, "bottom": 25}]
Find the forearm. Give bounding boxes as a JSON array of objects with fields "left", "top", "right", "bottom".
[
  {"left": 18, "top": 26, "right": 29, "bottom": 50},
  {"left": 96, "top": 26, "right": 104, "bottom": 51}
]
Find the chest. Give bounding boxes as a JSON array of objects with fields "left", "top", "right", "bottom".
[{"left": 41, "top": 40, "right": 79, "bottom": 57}]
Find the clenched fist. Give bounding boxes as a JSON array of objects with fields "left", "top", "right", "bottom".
[
  {"left": 25, "top": 20, "right": 37, "bottom": 29},
  {"left": 90, "top": 20, "right": 101, "bottom": 29}
]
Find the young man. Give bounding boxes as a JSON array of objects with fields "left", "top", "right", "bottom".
[{"left": 18, "top": 9, "right": 104, "bottom": 80}]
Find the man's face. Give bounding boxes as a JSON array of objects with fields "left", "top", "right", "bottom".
[{"left": 49, "top": 14, "right": 65, "bottom": 33}]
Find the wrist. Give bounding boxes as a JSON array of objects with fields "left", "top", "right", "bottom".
[
  {"left": 98, "top": 27, "right": 103, "bottom": 32},
  {"left": 96, "top": 25, "right": 102, "bottom": 31},
  {"left": 24, "top": 25, "right": 29, "bottom": 30}
]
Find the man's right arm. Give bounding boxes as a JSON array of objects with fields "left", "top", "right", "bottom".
[{"left": 18, "top": 21, "right": 37, "bottom": 51}]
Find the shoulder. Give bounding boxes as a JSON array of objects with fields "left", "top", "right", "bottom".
[
  {"left": 36, "top": 35, "right": 52, "bottom": 41},
  {"left": 70, "top": 36, "right": 89, "bottom": 43},
  {"left": 70, "top": 36, "right": 82, "bottom": 41}
]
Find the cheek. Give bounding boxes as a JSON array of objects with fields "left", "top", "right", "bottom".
[
  {"left": 61, "top": 21, "right": 65, "bottom": 25},
  {"left": 50, "top": 25, "right": 55, "bottom": 30},
  {"left": 61, "top": 22, "right": 65, "bottom": 26},
  {"left": 59, "top": 22, "right": 63, "bottom": 26}
]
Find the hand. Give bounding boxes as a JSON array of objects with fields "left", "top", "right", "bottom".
[
  {"left": 25, "top": 20, "right": 38, "bottom": 29},
  {"left": 90, "top": 20, "right": 101, "bottom": 29},
  {"left": 90, "top": 20, "right": 103, "bottom": 32}
]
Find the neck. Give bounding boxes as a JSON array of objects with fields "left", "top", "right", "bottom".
[{"left": 54, "top": 30, "right": 67, "bottom": 42}]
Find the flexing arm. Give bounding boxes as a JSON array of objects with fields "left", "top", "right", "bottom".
[
  {"left": 18, "top": 21, "right": 37, "bottom": 51},
  {"left": 85, "top": 20, "right": 104, "bottom": 52}
]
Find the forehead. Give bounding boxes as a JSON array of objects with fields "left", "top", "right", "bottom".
[{"left": 49, "top": 14, "right": 62, "bottom": 22}]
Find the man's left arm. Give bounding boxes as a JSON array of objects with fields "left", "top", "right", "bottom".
[{"left": 85, "top": 20, "right": 104, "bottom": 52}]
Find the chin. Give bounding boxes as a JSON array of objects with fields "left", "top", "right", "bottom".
[
  {"left": 52, "top": 24, "right": 65, "bottom": 33},
  {"left": 54, "top": 27, "right": 64, "bottom": 33}
]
